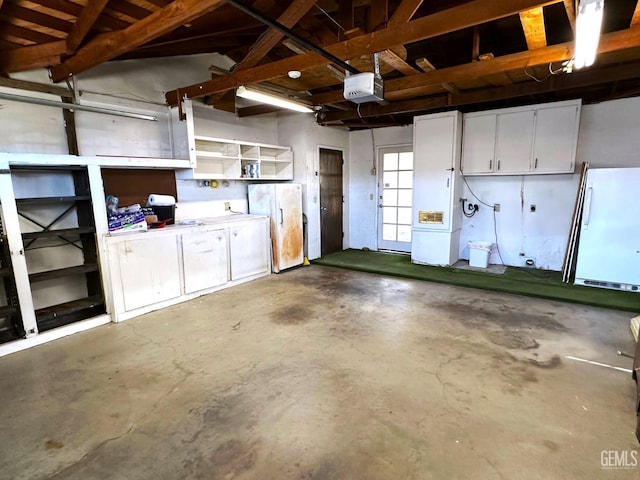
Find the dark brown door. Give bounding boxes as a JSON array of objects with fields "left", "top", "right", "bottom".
[{"left": 319, "top": 148, "right": 343, "bottom": 256}]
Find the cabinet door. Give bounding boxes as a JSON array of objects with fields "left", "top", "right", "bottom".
[
  {"left": 118, "top": 236, "right": 181, "bottom": 311},
  {"left": 461, "top": 114, "right": 496, "bottom": 174},
  {"left": 495, "top": 110, "right": 534, "bottom": 174},
  {"left": 182, "top": 229, "right": 228, "bottom": 294},
  {"left": 532, "top": 105, "right": 579, "bottom": 173},
  {"left": 229, "top": 220, "right": 270, "bottom": 280},
  {"left": 413, "top": 115, "right": 457, "bottom": 231}
]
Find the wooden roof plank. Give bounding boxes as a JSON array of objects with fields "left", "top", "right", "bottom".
[
  {"left": 0, "top": 21, "right": 62, "bottom": 44},
  {"left": 50, "top": 0, "right": 227, "bottom": 82},
  {"left": 519, "top": 7, "right": 547, "bottom": 49},
  {"left": 66, "top": 0, "right": 111, "bottom": 54},
  {"left": 563, "top": 0, "right": 576, "bottom": 31},
  {"left": 1, "top": 4, "right": 74, "bottom": 33},
  {"left": 165, "top": 0, "right": 561, "bottom": 104},
  {"left": 236, "top": 0, "right": 318, "bottom": 71}
]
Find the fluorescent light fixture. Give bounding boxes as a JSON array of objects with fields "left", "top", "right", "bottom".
[
  {"left": 236, "top": 86, "right": 313, "bottom": 113},
  {"left": 574, "top": 0, "right": 604, "bottom": 69}
]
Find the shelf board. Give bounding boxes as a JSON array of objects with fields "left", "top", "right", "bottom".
[
  {"left": 36, "top": 295, "right": 105, "bottom": 330},
  {"left": 260, "top": 158, "right": 292, "bottom": 163},
  {"left": 22, "top": 226, "right": 96, "bottom": 240},
  {"left": 16, "top": 195, "right": 91, "bottom": 205},
  {"left": 29, "top": 264, "right": 99, "bottom": 283},
  {"left": 195, "top": 151, "right": 238, "bottom": 160}
]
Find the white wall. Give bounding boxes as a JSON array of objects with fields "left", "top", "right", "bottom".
[
  {"left": 277, "top": 113, "right": 349, "bottom": 259},
  {"left": 348, "top": 126, "right": 413, "bottom": 250}
]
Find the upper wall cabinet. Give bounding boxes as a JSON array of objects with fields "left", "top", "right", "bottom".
[
  {"left": 461, "top": 100, "right": 581, "bottom": 176},
  {"left": 171, "top": 100, "right": 293, "bottom": 181}
]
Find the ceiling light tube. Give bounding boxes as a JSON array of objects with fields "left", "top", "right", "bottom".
[
  {"left": 236, "top": 86, "right": 313, "bottom": 113},
  {"left": 574, "top": 0, "right": 604, "bottom": 69}
]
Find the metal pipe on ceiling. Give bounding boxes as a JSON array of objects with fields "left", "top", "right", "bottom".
[
  {"left": 0, "top": 92, "right": 159, "bottom": 121},
  {"left": 225, "top": 0, "right": 361, "bottom": 75}
]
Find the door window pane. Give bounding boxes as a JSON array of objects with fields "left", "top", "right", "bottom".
[
  {"left": 383, "top": 207, "right": 397, "bottom": 224},
  {"left": 398, "top": 171, "right": 413, "bottom": 189},
  {"left": 397, "top": 207, "right": 412, "bottom": 225},
  {"left": 398, "top": 190, "right": 412, "bottom": 207},
  {"left": 383, "top": 171, "right": 398, "bottom": 188},
  {"left": 383, "top": 189, "right": 398, "bottom": 206},
  {"left": 397, "top": 225, "right": 412, "bottom": 242},
  {"left": 383, "top": 224, "right": 396, "bottom": 241},
  {"left": 383, "top": 153, "right": 398, "bottom": 171}
]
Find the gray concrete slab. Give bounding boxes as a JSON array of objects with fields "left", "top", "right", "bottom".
[{"left": 0, "top": 265, "right": 638, "bottom": 479}]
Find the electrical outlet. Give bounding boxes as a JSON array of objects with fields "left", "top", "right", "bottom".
[
  {"left": 494, "top": 203, "right": 500, "bottom": 212},
  {"left": 224, "top": 202, "right": 231, "bottom": 211}
]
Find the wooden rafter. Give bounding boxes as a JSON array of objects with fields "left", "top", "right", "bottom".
[
  {"left": 0, "top": 41, "right": 67, "bottom": 74},
  {"left": 66, "top": 0, "right": 111, "bottom": 54},
  {"left": 0, "top": 77, "right": 73, "bottom": 98},
  {"left": 389, "top": 0, "right": 424, "bottom": 24},
  {"left": 235, "top": 0, "right": 319, "bottom": 70},
  {"left": 310, "top": 25, "right": 640, "bottom": 105},
  {"left": 519, "top": 7, "right": 547, "bottom": 49},
  {"left": 563, "top": 0, "right": 576, "bottom": 31},
  {"left": 320, "top": 61, "right": 640, "bottom": 123},
  {"left": 633, "top": 1, "right": 640, "bottom": 27},
  {"left": 50, "top": 0, "right": 226, "bottom": 83},
  {"left": 166, "top": 0, "right": 560, "bottom": 104}
]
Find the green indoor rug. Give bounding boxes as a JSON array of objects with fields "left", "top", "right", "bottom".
[{"left": 314, "top": 249, "right": 640, "bottom": 313}]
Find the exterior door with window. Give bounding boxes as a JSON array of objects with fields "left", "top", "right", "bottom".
[{"left": 377, "top": 146, "right": 413, "bottom": 252}]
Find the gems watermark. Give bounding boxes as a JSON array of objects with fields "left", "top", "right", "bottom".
[{"left": 601, "top": 450, "right": 639, "bottom": 469}]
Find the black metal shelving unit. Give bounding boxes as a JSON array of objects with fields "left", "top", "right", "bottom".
[
  {"left": 12, "top": 166, "right": 105, "bottom": 333},
  {"left": 0, "top": 215, "right": 24, "bottom": 344}
]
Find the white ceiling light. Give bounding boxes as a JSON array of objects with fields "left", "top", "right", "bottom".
[
  {"left": 288, "top": 70, "right": 302, "bottom": 79},
  {"left": 574, "top": 0, "right": 605, "bottom": 69},
  {"left": 236, "top": 86, "right": 313, "bottom": 113}
]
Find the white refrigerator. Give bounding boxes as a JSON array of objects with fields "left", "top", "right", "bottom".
[
  {"left": 574, "top": 167, "right": 640, "bottom": 292},
  {"left": 248, "top": 183, "right": 303, "bottom": 273}
]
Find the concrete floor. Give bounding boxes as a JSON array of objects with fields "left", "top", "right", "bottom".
[{"left": 0, "top": 265, "right": 638, "bottom": 479}]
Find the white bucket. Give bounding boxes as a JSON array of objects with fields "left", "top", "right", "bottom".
[{"left": 468, "top": 241, "right": 493, "bottom": 268}]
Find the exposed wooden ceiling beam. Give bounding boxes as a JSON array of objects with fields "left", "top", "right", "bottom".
[
  {"left": 563, "top": 0, "right": 576, "bottom": 31},
  {"left": 66, "top": 0, "right": 110, "bottom": 54},
  {"left": 0, "top": 4, "right": 73, "bottom": 34},
  {"left": 320, "top": 61, "right": 640, "bottom": 123},
  {"left": 50, "top": 0, "right": 226, "bottom": 83},
  {"left": 310, "top": 25, "right": 640, "bottom": 105},
  {"left": 283, "top": 38, "right": 345, "bottom": 81},
  {"left": 0, "top": 76, "right": 73, "bottom": 98},
  {"left": 166, "top": 0, "right": 560, "bottom": 104},
  {"left": 0, "top": 41, "right": 67, "bottom": 74},
  {"left": 389, "top": 0, "right": 424, "bottom": 24},
  {"left": 369, "top": 0, "right": 388, "bottom": 32},
  {"left": 632, "top": 2, "right": 640, "bottom": 26},
  {"left": 519, "top": 7, "right": 547, "bottom": 49},
  {"left": 235, "top": 0, "right": 318, "bottom": 70}
]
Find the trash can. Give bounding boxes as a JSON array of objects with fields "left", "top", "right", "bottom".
[{"left": 468, "top": 241, "right": 493, "bottom": 268}]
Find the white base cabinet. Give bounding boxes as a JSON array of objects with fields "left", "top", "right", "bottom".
[{"left": 106, "top": 215, "right": 270, "bottom": 322}]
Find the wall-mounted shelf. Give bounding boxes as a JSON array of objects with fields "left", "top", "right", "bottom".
[{"left": 171, "top": 100, "right": 294, "bottom": 181}]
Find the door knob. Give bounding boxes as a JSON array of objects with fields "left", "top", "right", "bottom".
[{"left": 321, "top": 206, "right": 327, "bottom": 211}]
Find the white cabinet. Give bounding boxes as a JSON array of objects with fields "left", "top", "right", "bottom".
[
  {"left": 532, "top": 104, "right": 580, "bottom": 173},
  {"left": 229, "top": 220, "right": 270, "bottom": 280},
  {"left": 411, "top": 111, "right": 463, "bottom": 266},
  {"left": 461, "top": 100, "right": 581, "bottom": 175},
  {"left": 173, "top": 100, "right": 293, "bottom": 181},
  {"left": 116, "top": 236, "right": 181, "bottom": 312},
  {"left": 495, "top": 110, "right": 535, "bottom": 174},
  {"left": 105, "top": 215, "right": 270, "bottom": 322},
  {"left": 182, "top": 229, "right": 228, "bottom": 294},
  {"left": 461, "top": 114, "right": 496, "bottom": 174}
]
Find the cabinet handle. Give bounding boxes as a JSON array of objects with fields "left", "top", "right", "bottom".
[
  {"left": 280, "top": 208, "right": 284, "bottom": 225},
  {"left": 233, "top": 231, "right": 238, "bottom": 237},
  {"left": 217, "top": 236, "right": 222, "bottom": 241},
  {"left": 497, "top": 160, "right": 501, "bottom": 170},
  {"left": 534, "top": 158, "right": 538, "bottom": 169},
  {"left": 489, "top": 159, "right": 492, "bottom": 170},
  {"left": 446, "top": 178, "right": 450, "bottom": 188}
]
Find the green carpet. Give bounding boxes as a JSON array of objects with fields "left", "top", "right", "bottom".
[{"left": 314, "top": 249, "right": 640, "bottom": 313}]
